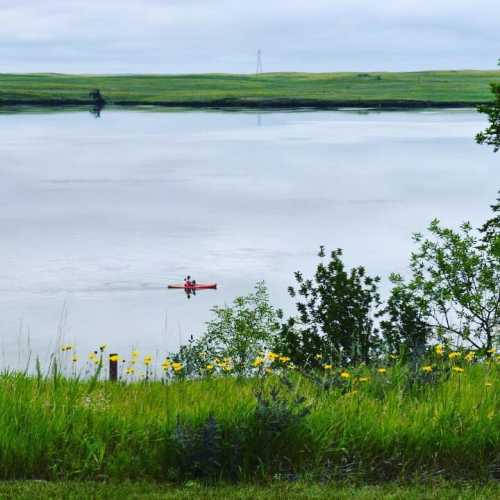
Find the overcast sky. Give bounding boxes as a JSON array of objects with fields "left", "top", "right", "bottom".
[{"left": 1, "top": 0, "right": 499, "bottom": 74}]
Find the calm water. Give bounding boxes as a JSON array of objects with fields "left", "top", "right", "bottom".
[{"left": 0, "top": 108, "right": 498, "bottom": 366}]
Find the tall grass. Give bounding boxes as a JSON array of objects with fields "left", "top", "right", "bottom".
[{"left": 0, "top": 358, "right": 498, "bottom": 482}]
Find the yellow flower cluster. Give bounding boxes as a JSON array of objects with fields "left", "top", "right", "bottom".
[
  {"left": 253, "top": 357, "right": 264, "bottom": 367},
  {"left": 464, "top": 352, "right": 475, "bottom": 363},
  {"left": 266, "top": 352, "right": 279, "bottom": 362},
  {"left": 214, "top": 357, "right": 233, "bottom": 372},
  {"left": 421, "top": 365, "right": 433, "bottom": 373},
  {"left": 172, "top": 362, "right": 183, "bottom": 373},
  {"left": 159, "top": 358, "right": 183, "bottom": 373}
]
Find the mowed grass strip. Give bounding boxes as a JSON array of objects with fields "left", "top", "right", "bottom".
[
  {"left": 0, "top": 362, "right": 497, "bottom": 482},
  {"left": 0, "top": 70, "right": 499, "bottom": 106},
  {"left": 0, "top": 480, "right": 499, "bottom": 500}
]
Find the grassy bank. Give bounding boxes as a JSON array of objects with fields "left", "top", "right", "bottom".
[
  {"left": 2, "top": 480, "right": 499, "bottom": 499},
  {"left": 0, "top": 359, "right": 498, "bottom": 482},
  {"left": 0, "top": 70, "right": 499, "bottom": 108}
]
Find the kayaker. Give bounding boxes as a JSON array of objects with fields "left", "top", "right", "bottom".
[{"left": 184, "top": 275, "right": 193, "bottom": 287}]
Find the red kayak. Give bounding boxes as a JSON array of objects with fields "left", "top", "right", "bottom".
[{"left": 168, "top": 283, "right": 217, "bottom": 290}]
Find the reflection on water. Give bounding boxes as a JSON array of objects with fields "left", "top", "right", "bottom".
[{"left": 0, "top": 108, "right": 498, "bottom": 368}]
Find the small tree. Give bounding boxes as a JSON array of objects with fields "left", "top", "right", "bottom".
[
  {"left": 378, "top": 283, "right": 430, "bottom": 362},
  {"left": 392, "top": 219, "right": 499, "bottom": 353},
  {"left": 276, "top": 247, "right": 381, "bottom": 367},
  {"left": 175, "top": 282, "right": 280, "bottom": 374},
  {"left": 480, "top": 191, "right": 500, "bottom": 255},
  {"left": 88, "top": 89, "right": 105, "bottom": 105}
]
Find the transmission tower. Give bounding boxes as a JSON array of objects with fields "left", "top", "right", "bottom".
[{"left": 256, "top": 49, "right": 263, "bottom": 75}]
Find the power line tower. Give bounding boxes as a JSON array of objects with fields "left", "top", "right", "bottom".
[{"left": 256, "top": 49, "right": 263, "bottom": 75}]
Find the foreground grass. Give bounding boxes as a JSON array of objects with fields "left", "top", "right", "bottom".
[
  {"left": 1, "top": 481, "right": 499, "bottom": 500},
  {"left": 0, "top": 71, "right": 499, "bottom": 108},
  {"left": 0, "top": 361, "right": 498, "bottom": 482}
]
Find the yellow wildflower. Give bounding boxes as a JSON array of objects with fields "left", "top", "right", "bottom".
[
  {"left": 389, "top": 353, "right": 398, "bottom": 360},
  {"left": 340, "top": 371, "right": 351, "bottom": 379},
  {"left": 358, "top": 377, "right": 370, "bottom": 383},
  {"left": 109, "top": 354, "right": 120, "bottom": 362},
  {"left": 61, "top": 344, "right": 73, "bottom": 352},
  {"left": 126, "top": 367, "right": 135, "bottom": 375},
  {"left": 377, "top": 368, "right": 387, "bottom": 374},
  {"left": 434, "top": 344, "right": 444, "bottom": 356},
  {"left": 88, "top": 352, "right": 98, "bottom": 362},
  {"left": 487, "top": 347, "right": 496, "bottom": 354},
  {"left": 99, "top": 344, "right": 107, "bottom": 352},
  {"left": 448, "top": 352, "right": 461, "bottom": 360},
  {"left": 172, "top": 362, "right": 183, "bottom": 372},
  {"left": 464, "top": 352, "right": 475, "bottom": 363},
  {"left": 421, "top": 365, "right": 433, "bottom": 373},
  {"left": 253, "top": 357, "right": 264, "bottom": 368},
  {"left": 143, "top": 355, "right": 153, "bottom": 366},
  {"left": 452, "top": 366, "right": 464, "bottom": 373},
  {"left": 72, "top": 355, "right": 79, "bottom": 363},
  {"left": 206, "top": 363, "right": 214, "bottom": 371},
  {"left": 267, "top": 352, "right": 279, "bottom": 361},
  {"left": 323, "top": 364, "right": 333, "bottom": 370},
  {"left": 315, "top": 354, "right": 323, "bottom": 360},
  {"left": 131, "top": 350, "right": 139, "bottom": 359},
  {"left": 279, "top": 356, "right": 291, "bottom": 363},
  {"left": 161, "top": 359, "right": 171, "bottom": 371}
]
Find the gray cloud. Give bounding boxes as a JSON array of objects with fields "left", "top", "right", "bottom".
[{"left": 0, "top": 0, "right": 498, "bottom": 73}]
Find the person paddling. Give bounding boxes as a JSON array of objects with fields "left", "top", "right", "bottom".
[{"left": 184, "top": 275, "right": 192, "bottom": 287}]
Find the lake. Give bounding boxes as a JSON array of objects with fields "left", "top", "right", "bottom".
[{"left": 0, "top": 107, "right": 498, "bottom": 367}]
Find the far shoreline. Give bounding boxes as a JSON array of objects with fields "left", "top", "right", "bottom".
[
  {"left": 1, "top": 70, "right": 498, "bottom": 111},
  {"left": 0, "top": 100, "right": 487, "bottom": 112}
]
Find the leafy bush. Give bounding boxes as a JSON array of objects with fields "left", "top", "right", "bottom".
[
  {"left": 168, "top": 376, "right": 310, "bottom": 481},
  {"left": 387, "top": 219, "right": 499, "bottom": 353},
  {"left": 174, "top": 282, "right": 280, "bottom": 375},
  {"left": 276, "top": 247, "right": 381, "bottom": 367}
]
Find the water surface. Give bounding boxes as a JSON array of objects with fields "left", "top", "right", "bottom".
[{"left": 0, "top": 108, "right": 498, "bottom": 366}]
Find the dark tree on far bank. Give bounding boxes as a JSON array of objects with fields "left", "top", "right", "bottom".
[{"left": 89, "top": 89, "right": 106, "bottom": 106}]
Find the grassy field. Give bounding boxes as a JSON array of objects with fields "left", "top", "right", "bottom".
[
  {"left": 0, "top": 357, "right": 498, "bottom": 483},
  {"left": 0, "top": 70, "right": 499, "bottom": 108},
  {"left": 1, "top": 480, "right": 499, "bottom": 499}
]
